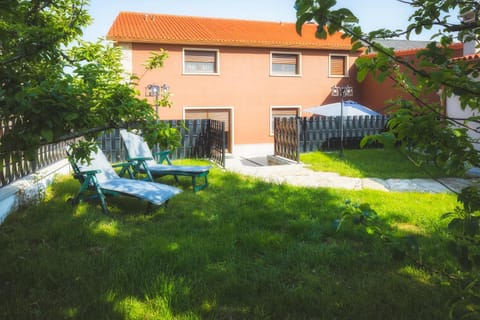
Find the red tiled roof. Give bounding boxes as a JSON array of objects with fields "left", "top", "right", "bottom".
[
  {"left": 106, "top": 12, "right": 354, "bottom": 50},
  {"left": 363, "top": 42, "right": 463, "bottom": 58},
  {"left": 453, "top": 53, "right": 480, "bottom": 61},
  {"left": 393, "top": 42, "right": 463, "bottom": 57}
]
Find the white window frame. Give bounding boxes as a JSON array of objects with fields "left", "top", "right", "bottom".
[
  {"left": 183, "top": 106, "right": 235, "bottom": 150},
  {"left": 328, "top": 54, "right": 349, "bottom": 78},
  {"left": 270, "top": 106, "right": 301, "bottom": 136},
  {"left": 183, "top": 48, "right": 220, "bottom": 75},
  {"left": 270, "top": 51, "right": 302, "bottom": 77}
]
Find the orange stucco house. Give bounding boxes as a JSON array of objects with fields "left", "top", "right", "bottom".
[
  {"left": 106, "top": 12, "right": 363, "bottom": 156},
  {"left": 359, "top": 42, "right": 463, "bottom": 113}
]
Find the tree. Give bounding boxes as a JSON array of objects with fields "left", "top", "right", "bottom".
[
  {"left": 0, "top": 0, "right": 176, "bottom": 164},
  {"left": 295, "top": 0, "right": 480, "bottom": 174},
  {"left": 295, "top": 1, "right": 480, "bottom": 317}
]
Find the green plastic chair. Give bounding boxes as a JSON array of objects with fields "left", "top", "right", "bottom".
[
  {"left": 120, "top": 129, "right": 211, "bottom": 192},
  {"left": 67, "top": 146, "right": 182, "bottom": 214}
]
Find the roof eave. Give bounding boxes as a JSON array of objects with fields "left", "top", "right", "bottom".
[{"left": 106, "top": 36, "right": 356, "bottom": 51}]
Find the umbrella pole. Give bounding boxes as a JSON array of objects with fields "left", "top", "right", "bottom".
[
  {"left": 331, "top": 85, "right": 353, "bottom": 158},
  {"left": 340, "top": 97, "right": 344, "bottom": 158}
]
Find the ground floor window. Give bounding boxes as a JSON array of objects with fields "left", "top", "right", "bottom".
[
  {"left": 270, "top": 107, "right": 300, "bottom": 136},
  {"left": 184, "top": 108, "right": 232, "bottom": 152}
]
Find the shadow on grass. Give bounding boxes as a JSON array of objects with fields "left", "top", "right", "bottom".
[{"left": 0, "top": 169, "right": 457, "bottom": 319}]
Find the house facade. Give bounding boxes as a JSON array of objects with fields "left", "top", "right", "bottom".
[{"left": 107, "top": 12, "right": 362, "bottom": 156}]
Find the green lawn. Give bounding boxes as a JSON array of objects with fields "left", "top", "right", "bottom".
[
  {"left": 0, "top": 159, "right": 462, "bottom": 319},
  {"left": 300, "top": 148, "right": 449, "bottom": 179}
]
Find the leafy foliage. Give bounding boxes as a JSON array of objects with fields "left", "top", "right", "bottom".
[
  {"left": 441, "top": 186, "right": 480, "bottom": 319},
  {"left": 0, "top": 0, "right": 181, "bottom": 164},
  {"left": 296, "top": 0, "right": 480, "bottom": 174},
  {"left": 138, "top": 120, "right": 185, "bottom": 152}
]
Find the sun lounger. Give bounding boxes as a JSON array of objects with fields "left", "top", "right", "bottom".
[
  {"left": 67, "top": 146, "right": 182, "bottom": 214},
  {"left": 119, "top": 129, "right": 211, "bottom": 192}
]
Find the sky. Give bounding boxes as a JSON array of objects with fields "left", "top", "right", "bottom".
[{"left": 81, "top": 0, "right": 454, "bottom": 42}]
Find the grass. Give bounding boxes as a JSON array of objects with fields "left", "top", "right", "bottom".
[
  {"left": 0, "top": 158, "right": 463, "bottom": 319},
  {"left": 300, "top": 148, "right": 449, "bottom": 179}
]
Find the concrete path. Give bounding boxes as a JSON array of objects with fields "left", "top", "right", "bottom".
[{"left": 224, "top": 155, "right": 475, "bottom": 194}]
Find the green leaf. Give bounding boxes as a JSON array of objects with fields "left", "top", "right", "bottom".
[
  {"left": 351, "top": 40, "right": 364, "bottom": 52},
  {"left": 143, "top": 49, "right": 169, "bottom": 71},
  {"left": 40, "top": 129, "right": 53, "bottom": 142},
  {"left": 315, "top": 27, "right": 327, "bottom": 39},
  {"left": 64, "top": 113, "right": 78, "bottom": 121}
]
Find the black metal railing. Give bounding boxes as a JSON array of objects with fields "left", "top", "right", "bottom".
[{"left": 209, "top": 120, "right": 226, "bottom": 167}]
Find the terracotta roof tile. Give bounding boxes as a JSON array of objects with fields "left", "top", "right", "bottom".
[
  {"left": 107, "top": 12, "right": 354, "bottom": 50},
  {"left": 393, "top": 42, "right": 463, "bottom": 57},
  {"left": 363, "top": 42, "right": 463, "bottom": 58},
  {"left": 453, "top": 53, "right": 480, "bottom": 61}
]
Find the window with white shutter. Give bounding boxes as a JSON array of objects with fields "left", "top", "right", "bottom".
[
  {"left": 183, "top": 49, "right": 219, "bottom": 74},
  {"left": 271, "top": 52, "right": 301, "bottom": 76}
]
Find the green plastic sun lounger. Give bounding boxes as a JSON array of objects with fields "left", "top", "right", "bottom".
[
  {"left": 67, "top": 146, "right": 182, "bottom": 214},
  {"left": 119, "top": 129, "right": 211, "bottom": 192}
]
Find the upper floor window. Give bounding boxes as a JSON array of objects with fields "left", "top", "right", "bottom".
[
  {"left": 271, "top": 52, "right": 301, "bottom": 76},
  {"left": 183, "top": 49, "right": 219, "bottom": 74},
  {"left": 329, "top": 54, "right": 348, "bottom": 77}
]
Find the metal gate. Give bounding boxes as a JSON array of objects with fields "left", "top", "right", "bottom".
[
  {"left": 209, "top": 120, "right": 226, "bottom": 167},
  {"left": 274, "top": 117, "right": 300, "bottom": 162}
]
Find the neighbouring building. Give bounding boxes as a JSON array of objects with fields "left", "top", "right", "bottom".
[
  {"left": 445, "top": 7, "right": 480, "bottom": 149},
  {"left": 359, "top": 40, "right": 463, "bottom": 112}
]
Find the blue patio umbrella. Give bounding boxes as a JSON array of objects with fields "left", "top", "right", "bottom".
[{"left": 303, "top": 100, "right": 381, "bottom": 117}]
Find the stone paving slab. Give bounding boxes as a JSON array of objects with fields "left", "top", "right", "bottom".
[{"left": 225, "top": 156, "right": 475, "bottom": 194}]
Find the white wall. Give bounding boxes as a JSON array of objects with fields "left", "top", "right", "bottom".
[
  {"left": 463, "top": 40, "right": 477, "bottom": 55},
  {"left": 446, "top": 94, "right": 480, "bottom": 150},
  {"left": 445, "top": 13, "right": 479, "bottom": 149},
  {"left": 0, "top": 159, "right": 71, "bottom": 224},
  {"left": 119, "top": 42, "right": 133, "bottom": 79}
]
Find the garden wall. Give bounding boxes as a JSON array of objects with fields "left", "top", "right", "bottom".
[{"left": 0, "top": 159, "right": 71, "bottom": 224}]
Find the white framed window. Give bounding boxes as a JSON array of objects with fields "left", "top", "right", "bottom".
[
  {"left": 270, "top": 52, "right": 301, "bottom": 76},
  {"left": 270, "top": 106, "right": 300, "bottom": 135},
  {"left": 329, "top": 54, "right": 348, "bottom": 77},
  {"left": 183, "top": 48, "right": 219, "bottom": 74},
  {"left": 184, "top": 106, "right": 234, "bottom": 152}
]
